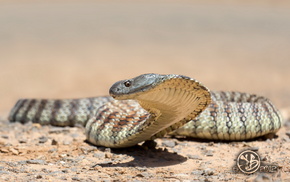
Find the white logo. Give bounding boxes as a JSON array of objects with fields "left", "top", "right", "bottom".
[{"left": 236, "top": 150, "right": 260, "bottom": 174}]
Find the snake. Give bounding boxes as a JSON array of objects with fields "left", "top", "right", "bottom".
[{"left": 8, "top": 73, "right": 282, "bottom": 148}]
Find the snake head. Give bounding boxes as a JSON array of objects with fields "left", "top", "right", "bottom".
[{"left": 109, "top": 73, "right": 165, "bottom": 100}]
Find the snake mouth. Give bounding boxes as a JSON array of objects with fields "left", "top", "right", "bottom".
[{"left": 110, "top": 91, "right": 142, "bottom": 100}]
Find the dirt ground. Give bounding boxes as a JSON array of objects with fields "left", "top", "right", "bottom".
[{"left": 1, "top": 1, "right": 290, "bottom": 181}]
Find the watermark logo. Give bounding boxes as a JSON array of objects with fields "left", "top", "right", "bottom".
[
  {"left": 236, "top": 150, "right": 260, "bottom": 174},
  {"left": 233, "top": 149, "right": 279, "bottom": 174}
]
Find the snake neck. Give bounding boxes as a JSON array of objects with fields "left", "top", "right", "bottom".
[{"left": 135, "top": 76, "right": 212, "bottom": 137}]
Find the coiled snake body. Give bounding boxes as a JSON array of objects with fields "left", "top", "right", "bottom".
[{"left": 8, "top": 74, "right": 282, "bottom": 148}]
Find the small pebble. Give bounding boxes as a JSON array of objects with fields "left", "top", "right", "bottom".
[
  {"left": 199, "top": 145, "right": 207, "bottom": 150},
  {"left": 18, "top": 139, "right": 27, "bottom": 144},
  {"left": 202, "top": 168, "right": 214, "bottom": 176},
  {"left": 63, "top": 140, "right": 71, "bottom": 145},
  {"left": 26, "top": 159, "right": 45, "bottom": 165},
  {"left": 162, "top": 140, "right": 176, "bottom": 148},
  {"left": 105, "top": 153, "right": 113, "bottom": 158},
  {"left": 72, "top": 177, "right": 81, "bottom": 181},
  {"left": 204, "top": 150, "right": 214, "bottom": 156},
  {"left": 1, "top": 135, "right": 8, "bottom": 139},
  {"left": 0, "top": 171, "right": 9, "bottom": 174},
  {"left": 187, "top": 154, "right": 202, "bottom": 160},
  {"left": 261, "top": 156, "right": 268, "bottom": 161},
  {"left": 136, "top": 172, "right": 151, "bottom": 178},
  {"left": 49, "top": 128, "right": 70, "bottom": 134},
  {"left": 60, "top": 176, "right": 67, "bottom": 180},
  {"left": 51, "top": 139, "right": 58, "bottom": 145},
  {"left": 282, "top": 136, "right": 290, "bottom": 142},
  {"left": 71, "top": 133, "right": 79, "bottom": 139},
  {"left": 41, "top": 168, "right": 49, "bottom": 173},
  {"left": 10, "top": 148, "right": 19, "bottom": 155},
  {"left": 208, "top": 142, "right": 214, "bottom": 146},
  {"left": 62, "top": 169, "right": 68, "bottom": 173},
  {"left": 38, "top": 136, "right": 48, "bottom": 143},
  {"left": 191, "top": 170, "right": 203, "bottom": 175},
  {"left": 18, "top": 161, "right": 27, "bottom": 165},
  {"left": 104, "top": 148, "right": 111, "bottom": 153},
  {"left": 172, "top": 148, "right": 181, "bottom": 154},
  {"left": 253, "top": 173, "right": 271, "bottom": 182},
  {"left": 48, "top": 148, "right": 58, "bottom": 153},
  {"left": 280, "top": 152, "right": 286, "bottom": 155},
  {"left": 249, "top": 147, "right": 259, "bottom": 151},
  {"left": 93, "top": 153, "right": 105, "bottom": 159},
  {"left": 99, "top": 160, "right": 113, "bottom": 165},
  {"left": 0, "top": 148, "right": 9, "bottom": 153},
  {"left": 285, "top": 131, "right": 290, "bottom": 138},
  {"left": 36, "top": 175, "right": 42, "bottom": 179}
]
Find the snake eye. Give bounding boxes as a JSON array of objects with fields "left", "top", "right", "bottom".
[{"left": 124, "top": 81, "right": 131, "bottom": 87}]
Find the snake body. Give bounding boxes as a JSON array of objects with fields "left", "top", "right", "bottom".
[{"left": 8, "top": 74, "right": 282, "bottom": 148}]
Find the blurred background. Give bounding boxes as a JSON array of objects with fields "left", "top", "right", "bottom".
[{"left": 0, "top": 1, "right": 290, "bottom": 117}]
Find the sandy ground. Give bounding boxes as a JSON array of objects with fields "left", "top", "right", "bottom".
[{"left": 0, "top": 1, "right": 290, "bottom": 181}]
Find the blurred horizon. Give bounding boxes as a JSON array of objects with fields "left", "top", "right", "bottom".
[{"left": 0, "top": 1, "right": 290, "bottom": 117}]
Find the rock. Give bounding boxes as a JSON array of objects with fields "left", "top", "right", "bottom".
[
  {"left": 191, "top": 170, "right": 203, "bottom": 175},
  {"left": 172, "top": 148, "right": 181, "bottom": 154},
  {"left": 0, "top": 148, "right": 9, "bottom": 153},
  {"left": 18, "top": 161, "right": 27, "bottom": 165},
  {"left": 63, "top": 140, "right": 71, "bottom": 145},
  {"left": 51, "top": 139, "right": 58, "bottom": 145},
  {"left": 99, "top": 160, "right": 113, "bottom": 165},
  {"left": 187, "top": 154, "right": 202, "bottom": 160},
  {"left": 280, "top": 152, "right": 286, "bottom": 155},
  {"left": 41, "top": 168, "right": 50, "bottom": 173},
  {"left": 49, "top": 128, "right": 70, "bottom": 134},
  {"left": 105, "top": 152, "right": 113, "bottom": 158},
  {"left": 178, "top": 142, "right": 188, "bottom": 147},
  {"left": 26, "top": 159, "right": 46, "bottom": 165},
  {"left": 0, "top": 171, "right": 9, "bottom": 174},
  {"left": 282, "top": 136, "right": 290, "bottom": 142},
  {"left": 62, "top": 169, "right": 68, "bottom": 173},
  {"left": 199, "top": 145, "right": 207, "bottom": 150},
  {"left": 80, "top": 146, "right": 96, "bottom": 154},
  {"left": 38, "top": 136, "right": 48, "bottom": 143},
  {"left": 202, "top": 168, "right": 214, "bottom": 176},
  {"left": 253, "top": 173, "right": 271, "bottom": 182},
  {"left": 204, "top": 150, "right": 214, "bottom": 156},
  {"left": 104, "top": 148, "right": 111, "bottom": 153},
  {"left": 137, "top": 167, "right": 147, "bottom": 172},
  {"left": 71, "top": 133, "right": 79, "bottom": 139},
  {"left": 249, "top": 147, "right": 259, "bottom": 151},
  {"left": 162, "top": 140, "right": 176, "bottom": 148},
  {"left": 1, "top": 135, "right": 8, "bottom": 139},
  {"left": 208, "top": 142, "right": 214, "bottom": 146},
  {"left": 48, "top": 148, "right": 58, "bottom": 153},
  {"left": 10, "top": 148, "right": 19, "bottom": 155},
  {"left": 136, "top": 172, "right": 151, "bottom": 178},
  {"left": 72, "top": 177, "right": 81, "bottom": 181},
  {"left": 36, "top": 175, "right": 42, "bottom": 179},
  {"left": 286, "top": 131, "right": 290, "bottom": 138},
  {"left": 93, "top": 153, "right": 105, "bottom": 159},
  {"left": 18, "top": 139, "right": 27, "bottom": 143}
]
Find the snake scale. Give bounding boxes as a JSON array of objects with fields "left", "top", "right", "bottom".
[{"left": 8, "top": 74, "right": 282, "bottom": 148}]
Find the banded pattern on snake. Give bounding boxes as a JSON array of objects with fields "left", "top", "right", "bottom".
[{"left": 8, "top": 74, "right": 282, "bottom": 148}]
